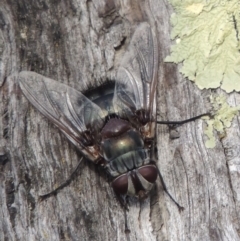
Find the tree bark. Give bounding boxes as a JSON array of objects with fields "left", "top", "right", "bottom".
[{"left": 1, "top": 0, "right": 240, "bottom": 240}]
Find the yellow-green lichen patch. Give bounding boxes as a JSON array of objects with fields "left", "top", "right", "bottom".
[
  {"left": 204, "top": 95, "right": 240, "bottom": 148},
  {"left": 165, "top": 0, "right": 240, "bottom": 93}
]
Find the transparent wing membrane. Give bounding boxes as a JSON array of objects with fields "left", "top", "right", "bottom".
[
  {"left": 113, "top": 22, "right": 158, "bottom": 129},
  {"left": 19, "top": 71, "right": 105, "bottom": 162}
]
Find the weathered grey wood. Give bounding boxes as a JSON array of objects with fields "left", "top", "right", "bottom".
[{"left": 1, "top": 0, "right": 240, "bottom": 240}]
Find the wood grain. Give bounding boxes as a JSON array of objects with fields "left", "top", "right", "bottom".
[{"left": 0, "top": 0, "right": 240, "bottom": 240}]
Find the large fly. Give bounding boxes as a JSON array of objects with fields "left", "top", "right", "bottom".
[{"left": 18, "top": 22, "right": 209, "bottom": 215}]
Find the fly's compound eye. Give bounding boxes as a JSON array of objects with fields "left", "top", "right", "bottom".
[
  {"left": 112, "top": 165, "right": 159, "bottom": 197},
  {"left": 137, "top": 165, "right": 158, "bottom": 184},
  {"left": 112, "top": 174, "right": 128, "bottom": 196}
]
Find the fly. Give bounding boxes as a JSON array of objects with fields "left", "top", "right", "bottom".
[{"left": 18, "top": 22, "right": 209, "bottom": 216}]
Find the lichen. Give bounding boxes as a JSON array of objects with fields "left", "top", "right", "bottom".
[
  {"left": 165, "top": 0, "right": 240, "bottom": 93},
  {"left": 204, "top": 95, "right": 240, "bottom": 148}
]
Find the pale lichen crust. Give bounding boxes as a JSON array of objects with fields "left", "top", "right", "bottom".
[
  {"left": 166, "top": 0, "right": 240, "bottom": 93},
  {"left": 204, "top": 95, "right": 240, "bottom": 148}
]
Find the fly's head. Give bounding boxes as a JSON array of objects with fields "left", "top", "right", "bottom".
[{"left": 111, "top": 163, "right": 158, "bottom": 199}]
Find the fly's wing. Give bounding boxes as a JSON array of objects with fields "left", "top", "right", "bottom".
[
  {"left": 113, "top": 22, "right": 158, "bottom": 139},
  {"left": 19, "top": 71, "right": 105, "bottom": 163}
]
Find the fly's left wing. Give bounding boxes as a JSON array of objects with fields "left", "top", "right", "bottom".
[
  {"left": 19, "top": 71, "right": 105, "bottom": 163},
  {"left": 113, "top": 22, "right": 159, "bottom": 140}
]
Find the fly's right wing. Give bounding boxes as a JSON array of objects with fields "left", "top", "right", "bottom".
[
  {"left": 113, "top": 22, "right": 159, "bottom": 140},
  {"left": 19, "top": 71, "right": 105, "bottom": 163}
]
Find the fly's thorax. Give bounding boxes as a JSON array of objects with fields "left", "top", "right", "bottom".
[
  {"left": 101, "top": 119, "right": 144, "bottom": 161},
  {"left": 104, "top": 149, "right": 150, "bottom": 177},
  {"left": 101, "top": 118, "right": 146, "bottom": 176},
  {"left": 100, "top": 117, "right": 157, "bottom": 198}
]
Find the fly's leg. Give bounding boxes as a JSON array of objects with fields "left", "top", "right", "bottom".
[
  {"left": 155, "top": 113, "right": 212, "bottom": 209},
  {"left": 124, "top": 208, "right": 130, "bottom": 234},
  {"left": 151, "top": 143, "right": 184, "bottom": 210},
  {"left": 157, "top": 168, "right": 184, "bottom": 211},
  {"left": 152, "top": 142, "right": 183, "bottom": 210},
  {"left": 114, "top": 192, "right": 131, "bottom": 233},
  {"left": 156, "top": 113, "right": 211, "bottom": 125},
  {"left": 39, "top": 157, "right": 83, "bottom": 200}
]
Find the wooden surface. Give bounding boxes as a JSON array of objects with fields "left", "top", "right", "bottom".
[{"left": 1, "top": 0, "right": 240, "bottom": 240}]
